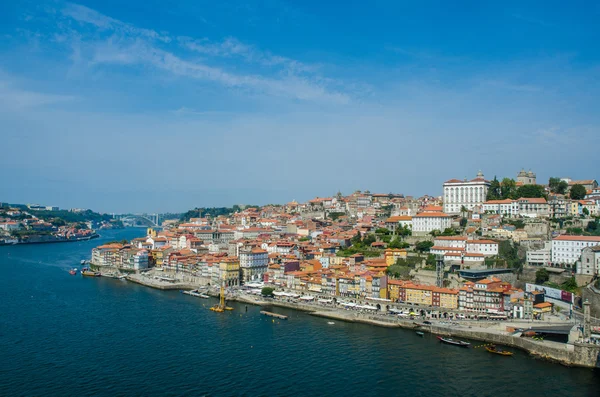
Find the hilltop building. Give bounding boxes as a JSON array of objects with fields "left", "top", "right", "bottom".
[{"left": 443, "top": 171, "right": 490, "bottom": 214}]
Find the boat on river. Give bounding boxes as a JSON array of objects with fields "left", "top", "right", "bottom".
[
  {"left": 485, "top": 345, "right": 513, "bottom": 356},
  {"left": 69, "top": 268, "right": 77, "bottom": 275},
  {"left": 416, "top": 331, "right": 424, "bottom": 337},
  {"left": 81, "top": 268, "right": 101, "bottom": 277},
  {"left": 436, "top": 335, "right": 470, "bottom": 347}
]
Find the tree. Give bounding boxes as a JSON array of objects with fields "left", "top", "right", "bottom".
[
  {"left": 425, "top": 254, "right": 436, "bottom": 267},
  {"left": 501, "top": 178, "right": 517, "bottom": 199},
  {"left": 441, "top": 228, "right": 457, "bottom": 236},
  {"left": 396, "top": 224, "right": 412, "bottom": 237},
  {"left": 535, "top": 268, "right": 549, "bottom": 284},
  {"left": 460, "top": 217, "right": 467, "bottom": 227},
  {"left": 261, "top": 287, "right": 275, "bottom": 296},
  {"left": 570, "top": 184, "right": 586, "bottom": 200},
  {"left": 375, "top": 228, "right": 390, "bottom": 235},
  {"left": 328, "top": 212, "right": 346, "bottom": 221},
  {"left": 415, "top": 241, "right": 434, "bottom": 253},
  {"left": 583, "top": 207, "right": 590, "bottom": 217},
  {"left": 549, "top": 177, "right": 568, "bottom": 195},
  {"left": 362, "top": 234, "right": 376, "bottom": 246},
  {"left": 487, "top": 176, "right": 501, "bottom": 200},
  {"left": 515, "top": 184, "right": 546, "bottom": 199},
  {"left": 389, "top": 237, "right": 409, "bottom": 249},
  {"left": 561, "top": 277, "right": 578, "bottom": 293}
]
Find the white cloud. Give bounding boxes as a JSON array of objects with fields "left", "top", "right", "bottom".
[
  {"left": 59, "top": 3, "right": 347, "bottom": 104},
  {"left": 62, "top": 2, "right": 171, "bottom": 43},
  {"left": 0, "top": 80, "right": 75, "bottom": 110}
]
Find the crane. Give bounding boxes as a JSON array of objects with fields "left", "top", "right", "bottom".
[{"left": 210, "top": 281, "right": 234, "bottom": 312}]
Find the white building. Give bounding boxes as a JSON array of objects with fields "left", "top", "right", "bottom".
[
  {"left": 134, "top": 250, "right": 149, "bottom": 270},
  {"left": 443, "top": 171, "right": 490, "bottom": 214},
  {"left": 551, "top": 235, "right": 600, "bottom": 267},
  {"left": 239, "top": 248, "right": 269, "bottom": 282},
  {"left": 412, "top": 212, "right": 452, "bottom": 236},
  {"left": 466, "top": 240, "right": 499, "bottom": 256},
  {"left": 482, "top": 199, "right": 519, "bottom": 217},
  {"left": 526, "top": 242, "right": 552, "bottom": 266},
  {"left": 482, "top": 198, "right": 549, "bottom": 218}
]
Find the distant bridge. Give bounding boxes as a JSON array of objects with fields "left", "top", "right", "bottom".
[{"left": 113, "top": 213, "right": 161, "bottom": 227}]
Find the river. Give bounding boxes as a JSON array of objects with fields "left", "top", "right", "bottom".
[{"left": 0, "top": 228, "right": 598, "bottom": 396}]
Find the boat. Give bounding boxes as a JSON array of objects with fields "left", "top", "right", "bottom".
[
  {"left": 183, "top": 290, "right": 210, "bottom": 298},
  {"left": 69, "top": 268, "right": 77, "bottom": 275},
  {"left": 436, "top": 335, "right": 470, "bottom": 347},
  {"left": 80, "top": 260, "right": 86, "bottom": 265},
  {"left": 328, "top": 322, "right": 335, "bottom": 325},
  {"left": 118, "top": 275, "right": 127, "bottom": 280},
  {"left": 81, "top": 267, "right": 101, "bottom": 277},
  {"left": 485, "top": 345, "right": 513, "bottom": 356},
  {"left": 416, "top": 331, "right": 425, "bottom": 337}
]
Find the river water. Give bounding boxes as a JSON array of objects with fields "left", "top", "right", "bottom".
[{"left": 0, "top": 228, "right": 598, "bottom": 396}]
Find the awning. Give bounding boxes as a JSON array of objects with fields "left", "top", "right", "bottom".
[{"left": 299, "top": 296, "right": 314, "bottom": 301}]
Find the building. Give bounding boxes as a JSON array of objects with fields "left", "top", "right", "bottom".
[
  {"left": 458, "top": 278, "right": 506, "bottom": 313},
  {"left": 482, "top": 198, "right": 548, "bottom": 218},
  {"left": 516, "top": 169, "right": 537, "bottom": 185},
  {"left": 551, "top": 235, "right": 600, "bottom": 267},
  {"left": 239, "top": 248, "right": 268, "bottom": 282},
  {"left": 412, "top": 212, "right": 452, "bottom": 236},
  {"left": 577, "top": 246, "right": 600, "bottom": 276},
  {"left": 384, "top": 249, "right": 408, "bottom": 266},
  {"left": 443, "top": 171, "right": 490, "bottom": 214},
  {"left": 526, "top": 242, "right": 552, "bottom": 266},
  {"left": 466, "top": 240, "right": 499, "bottom": 256}
]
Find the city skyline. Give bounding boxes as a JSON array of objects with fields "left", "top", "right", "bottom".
[{"left": 1, "top": 1, "right": 599, "bottom": 212}]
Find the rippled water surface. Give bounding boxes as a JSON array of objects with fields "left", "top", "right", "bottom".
[{"left": 1, "top": 229, "right": 598, "bottom": 396}]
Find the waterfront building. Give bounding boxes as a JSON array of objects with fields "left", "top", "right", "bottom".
[
  {"left": 411, "top": 212, "right": 452, "bottom": 236},
  {"left": 91, "top": 243, "right": 123, "bottom": 267},
  {"left": 443, "top": 171, "right": 490, "bottom": 214},
  {"left": 458, "top": 278, "right": 505, "bottom": 313},
  {"left": 551, "top": 235, "right": 600, "bottom": 267},
  {"left": 239, "top": 248, "right": 269, "bottom": 282},
  {"left": 218, "top": 257, "right": 241, "bottom": 287}
]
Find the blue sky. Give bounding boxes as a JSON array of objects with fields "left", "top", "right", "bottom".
[{"left": 1, "top": 1, "right": 599, "bottom": 213}]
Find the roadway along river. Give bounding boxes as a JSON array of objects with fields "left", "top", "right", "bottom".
[{"left": 1, "top": 228, "right": 598, "bottom": 396}]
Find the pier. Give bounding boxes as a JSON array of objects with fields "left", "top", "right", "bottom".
[{"left": 260, "top": 311, "right": 288, "bottom": 320}]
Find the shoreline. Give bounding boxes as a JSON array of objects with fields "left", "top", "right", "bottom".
[
  {"left": 0, "top": 234, "right": 99, "bottom": 246},
  {"left": 97, "top": 277, "right": 600, "bottom": 369}
]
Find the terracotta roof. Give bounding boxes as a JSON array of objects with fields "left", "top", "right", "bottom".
[
  {"left": 414, "top": 212, "right": 451, "bottom": 218},
  {"left": 554, "top": 235, "right": 600, "bottom": 242}
]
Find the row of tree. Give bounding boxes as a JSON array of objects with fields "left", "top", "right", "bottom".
[{"left": 487, "top": 176, "right": 587, "bottom": 201}]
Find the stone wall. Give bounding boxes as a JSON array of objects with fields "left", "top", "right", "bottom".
[{"left": 582, "top": 285, "right": 600, "bottom": 318}]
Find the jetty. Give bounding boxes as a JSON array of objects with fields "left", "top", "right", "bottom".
[{"left": 260, "top": 310, "right": 288, "bottom": 320}]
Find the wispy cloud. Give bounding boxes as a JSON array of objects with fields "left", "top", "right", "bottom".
[
  {"left": 63, "top": 3, "right": 171, "bottom": 43},
  {"left": 0, "top": 79, "right": 75, "bottom": 110},
  {"left": 59, "top": 3, "right": 347, "bottom": 104}
]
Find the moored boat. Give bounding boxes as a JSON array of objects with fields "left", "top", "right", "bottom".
[
  {"left": 436, "top": 335, "right": 470, "bottom": 347},
  {"left": 485, "top": 345, "right": 513, "bottom": 356},
  {"left": 81, "top": 267, "right": 101, "bottom": 277},
  {"left": 416, "top": 331, "right": 425, "bottom": 337},
  {"left": 69, "top": 268, "right": 77, "bottom": 275}
]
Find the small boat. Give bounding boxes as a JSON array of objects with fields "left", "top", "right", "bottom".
[
  {"left": 81, "top": 267, "right": 101, "bottom": 277},
  {"left": 328, "top": 322, "right": 335, "bottom": 325},
  {"left": 118, "top": 275, "right": 127, "bottom": 280},
  {"left": 80, "top": 260, "right": 86, "bottom": 265},
  {"left": 485, "top": 345, "right": 513, "bottom": 356},
  {"left": 416, "top": 331, "right": 425, "bottom": 337},
  {"left": 436, "top": 335, "right": 470, "bottom": 347},
  {"left": 69, "top": 268, "right": 77, "bottom": 275}
]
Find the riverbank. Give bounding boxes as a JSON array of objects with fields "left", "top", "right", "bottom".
[
  {"left": 0, "top": 234, "right": 99, "bottom": 246},
  {"left": 99, "top": 276, "right": 600, "bottom": 368},
  {"left": 220, "top": 291, "right": 600, "bottom": 368}
]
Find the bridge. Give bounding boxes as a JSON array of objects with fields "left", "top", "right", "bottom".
[{"left": 113, "top": 213, "right": 161, "bottom": 227}]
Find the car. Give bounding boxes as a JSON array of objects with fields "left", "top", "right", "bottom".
[{"left": 423, "top": 320, "right": 432, "bottom": 325}]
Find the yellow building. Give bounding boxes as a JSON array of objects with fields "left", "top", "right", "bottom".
[
  {"left": 147, "top": 228, "right": 157, "bottom": 238},
  {"left": 436, "top": 288, "right": 459, "bottom": 309},
  {"left": 405, "top": 284, "right": 433, "bottom": 306},
  {"left": 219, "top": 257, "right": 240, "bottom": 287},
  {"left": 385, "top": 249, "right": 408, "bottom": 266}
]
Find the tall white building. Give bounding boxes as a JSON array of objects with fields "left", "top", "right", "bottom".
[
  {"left": 443, "top": 171, "right": 490, "bottom": 214},
  {"left": 239, "top": 248, "right": 269, "bottom": 282},
  {"left": 551, "top": 235, "right": 600, "bottom": 266}
]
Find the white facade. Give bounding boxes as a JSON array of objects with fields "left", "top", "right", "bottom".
[
  {"left": 240, "top": 249, "right": 269, "bottom": 282},
  {"left": 134, "top": 250, "right": 149, "bottom": 270},
  {"left": 526, "top": 242, "right": 552, "bottom": 266},
  {"left": 578, "top": 246, "right": 600, "bottom": 275},
  {"left": 551, "top": 235, "right": 600, "bottom": 266},
  {"left": 412, "top": 212, "right": 452, "bottom": 235},
  {"left": 443, "top": 171, "right": 490, "bottom": 214},
  {"left": 482, "top": 200, "right": 519, "bottom": 217},
  {"left": 466, "top": 240, "right": 499, "bottom": 256}
]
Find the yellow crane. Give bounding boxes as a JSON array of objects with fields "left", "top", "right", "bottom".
[{"left": 210, "top": 282, "right": 234, "bottom": 313}]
